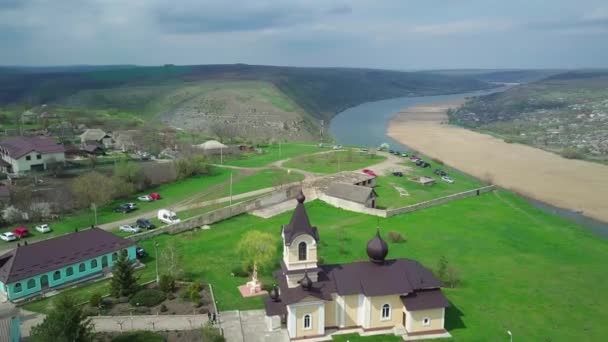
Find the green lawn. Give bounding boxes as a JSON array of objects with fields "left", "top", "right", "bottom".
[
  {"left": 374, "top": 161, "right": 484, "bottom": 208},
  {"left": 215, "top": 143, "right": 321, "bottom": 168},
  {"left": 283, "top": 150, "right": 386, "bottom": 174},
  {"left": 19, "top": 191, "right": 608, "bottom": 341}
]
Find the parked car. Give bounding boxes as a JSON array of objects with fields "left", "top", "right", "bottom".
[
  {"left": 389, "top": 149, "right": 395, "bottom": 154},
  {"left": 137, "top": 195, "right": 153, "bottom": 202},
  {"left": 410, "top": 156, "right": 420, "bottom": 162},
  {"left": 35, "top": 224, "right": 52, "bottom": 233},
  {"left": 149, "top": 193, "right": 161, "bottom": 200},
  {"left": 401, "top": 152, "right": 409, "bottom": 157},
  {"left": 392, "top": 171, "right": 403, "bottom": 177},
  {"left": 114, "top": 203, "right": 137, "bottom": 213},
  {"left": 415, "top": 160, "right": 424, "bottom": 166},
  {"left": 136, "top": 247, "right": 147, "bottom": 259},
  {"left": 332, "top": 145, "right": 342, "bottom": 150},
  {"left": 119, "top": 224, "right": 141, "bottom": 233},
  {"left": 442, "top": 176, "right": 455, "bottom": 184},
  {"left": 158, "top": 209, "right": 180, "bottom": 225},
  {"left": 434, "top": 169, "right": 448, "bottom": 177},
  {"left": 358, "top": 148, "right": 369, "bottom": 153},
  {"left": 421, "top": 162, "right": 431, "bottom": 168},
  {"left": 0, "top": 232, "right": 17, "bottom": 242},
  {"left": 136, "top": 218, "right": 155, "bottom": 230},
  {"left": 362, "top": 169, "right": 378, "bottom": 177},
  {"left": 12, "top": 227, "right": 29, "bottom": 238}
]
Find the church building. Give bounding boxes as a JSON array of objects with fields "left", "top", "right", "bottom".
[{"left": 264, "top": 191, "right": 451, "bottom": 340}]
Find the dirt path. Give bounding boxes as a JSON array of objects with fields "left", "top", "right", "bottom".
[{"left": 387, "top": 99, "right": 608, "bottom": 223}]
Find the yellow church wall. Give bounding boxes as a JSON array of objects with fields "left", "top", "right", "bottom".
[
  {"left": 324, "top": 297, "right": 336, "bottom": 327},
  {"left": 369, "top": 295, "right": 403, "bottom": 328},
  {"left": 287, "top": 235, "right": 317, "bottom": 265},
  {"left": 343, "top": 295, "right": 359, "bottom": 327},
  {"left": 295, "top": 303, "right": 321, "bottom": 337},
  {"left": 408, "top": 308, "right": 445, "bottom": 333}
]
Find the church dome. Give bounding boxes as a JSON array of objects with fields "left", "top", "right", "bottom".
[
  {"left": 300, "top": 272, "right": 313, "bottom": 290},
  {"left": 269, "top": 285, "right": 280, "bottom": 301},
  {"left": 367, "top": 230, "right": 388, "bottom": 264}
]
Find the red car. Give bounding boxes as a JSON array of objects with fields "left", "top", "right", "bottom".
[
  {"left": 150, "top": 193, "right": 161, "bottom": 200},
  {"left": 13, "top": 226, "right": 30, "bottom": 238},
  {"left": 362, "top": 169, "right": 377, "bottom": 177}
]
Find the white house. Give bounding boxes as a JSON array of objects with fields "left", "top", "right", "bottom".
[
  {"left": 79, "top": 129, "right": 113, "bottom": 148},
  {"left": 0, "top": 136, "right": 66, "bottom": 173}
]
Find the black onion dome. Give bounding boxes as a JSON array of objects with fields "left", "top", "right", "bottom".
[
  {"left": 300, "top": 272, "right": 313, "bottom": 290},
  {"left": 269, "top": 285, "right": 279, "bottom": 301},
  {"left": 367, "top": 230, "right": 388, "bottom": 264},
  {"left": 296, "top": 191, "right": 305, "bottom": 203}
]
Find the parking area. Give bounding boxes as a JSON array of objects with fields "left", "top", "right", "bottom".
[{"left": 220, "top": 310, "right": 289, "bottom": 342}]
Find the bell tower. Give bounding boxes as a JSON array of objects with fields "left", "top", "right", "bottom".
[{"left": 281, "top": 191, "right": 320, "bottom": 287}]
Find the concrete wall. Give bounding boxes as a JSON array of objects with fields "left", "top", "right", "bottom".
[
  {"left": 294, "top": 303, "right": 321, "bottom": 338},
  {"left": 325, "top": 296, "right": 337, "bottom": 327},
  {"left": 0, "top": 246, "right": 136, "bottom": 301},
  {"left": 318, "top": 193, "right": 387, "bottom": 217},
  {"left": 343, "top": 294, "right": 359, "bottom": 327},
  {"left": 386, "top": 185, "right": 496, "bottom": 217},
  {"left": 128, "top": 185, "right": 302, "bottom": 242}
]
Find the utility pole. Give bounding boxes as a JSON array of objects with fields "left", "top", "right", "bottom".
[
  {"left": 154, "top": 242, "right": 160, "bottom": 284},
  {"left": 320, "top": 119, "right": 324, "bottom": 144},
  {"left": 220, "top": 147, "right": 223, "bottom": 165},
  {"left": 91, "top": 203, "right": 97, "bottom": 226}
]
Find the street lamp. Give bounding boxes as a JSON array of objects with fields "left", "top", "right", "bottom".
[
  {"left": 154, "top": 242, "right": 160, "bottom": 284},
  {"left": 507, "top": 330, "right": 512, "bottom": 342}
]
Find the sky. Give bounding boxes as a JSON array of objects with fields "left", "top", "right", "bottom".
[{"left": 1, "top": 0, "right": 608, "bottom": 69}]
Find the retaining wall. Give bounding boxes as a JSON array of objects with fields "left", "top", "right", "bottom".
[
  {"left": 385, "top": 185, "right": 496, "bottom": 217},
  {"left": 127, "top": 185, "right": 302, "bottom": 242},
  {"left": 317, "top": 193, "right": 386, "bottom": 217}
]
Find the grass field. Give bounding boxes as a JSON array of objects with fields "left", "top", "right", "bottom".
[
  {"left": 215, "top": 143, "right": 321, "bottom": 168},
  {"left": 24, "top": 190, "right": 608, "bottom": 341},
  {"left": 374, "top": 161, "right": 484, "bottom": 208},
  {"left": 283, "top": 150, "right": 386, "bottom": 174}
]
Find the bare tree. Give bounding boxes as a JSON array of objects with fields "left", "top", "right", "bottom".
[
  {"left": 209, "top": 122, "right": 238, "bottom": 143},
  {"left": 160, "top": 242, "right": 183, "bottom": 279}
]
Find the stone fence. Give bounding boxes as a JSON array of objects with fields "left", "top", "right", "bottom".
[
  {"left": 385, "top": 185, "right": 497, "bottom": 217},
  {"left": 90, "top": 314, "right": 209, "bottom": 332},
  {"left": 315, "top": 185, "right": 496, "bottom": 218},
  {"left": 127, "top": 185, "right": 302, "bottom": 242}
]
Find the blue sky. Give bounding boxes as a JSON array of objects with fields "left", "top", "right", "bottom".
[{"left": 1, "top": 0, "right": 607, "bottom": 69}]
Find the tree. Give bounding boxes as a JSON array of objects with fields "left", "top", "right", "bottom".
[
  {"left": 159, "top": 274, "right": 175, "bottom": 293},
  {"left": 114, "top": 159, "right": 145, "bottom": 189},
  {"left": 29, "top": 202, "right": 52, "bottom": 221},
  {"left": 446, "top": 266, "right": 460, "bottom": 288},
  {"left": 436, "top": 255, "right": 448, "bottom": 282},
  {"left": 1, "top": 205, "right": 23, "bottom": 224},
  {"left": 30, "top": 295, "right": 94, "bottom": 342},
  {"left": 160, "top": 242, "right": 183, "bottom": 279},
  {"left": 71, "top": 171, "right": 114, "bottom": 209},
  {"left": 237, "top": 231, "right": 278, "bottom": 280},
  {"left": 110, "top": 250, "right": 138, "bottom": 298}
]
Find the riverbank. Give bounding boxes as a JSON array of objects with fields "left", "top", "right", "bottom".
[{"left": 387, "top": 98, "right": 608, "bottom": 223}]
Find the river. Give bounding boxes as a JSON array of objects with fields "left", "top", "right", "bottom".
[{"left": 330, "top": 92, "right": 608, "bottom": 238}]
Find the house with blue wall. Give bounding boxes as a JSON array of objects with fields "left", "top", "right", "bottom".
[{"left": 0, "top": 227, "right": 136, "bottom": 302}]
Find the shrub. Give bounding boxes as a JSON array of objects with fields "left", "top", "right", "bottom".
[
  {"left": 129, "top": 289, "right": 166, "bottom": 307},
  {"left": 317, "top": 256, "right": 325, "bottom": 265},
  {"left": 81, "top": 306, "right": 99, "bottom": 317},
  {"left": 160, "top": 304, "right": 168, "bottom": 312},
  {"left": 201, "top": 323, "right": 226, "bottom": 342},
  {"left": 89, "top": 292, "right": 102, "bottom": 308},
  {"left": 560, "top": 147, "right": 584, "bottom": 160},
  {"left": 446, "top": 266, "right": 460, "bottom": 288},
  {"left": 111, "top": 331, "right": 165, "bottom": 342},
  {"left": 159, "top": 274, "right": 175, "bottom": 293},
  {"left": 118, "top": 296, "right": 129, "bottom": 304},
  {"left": 387, "top": 231, "right": 406, "bottom": 243}
]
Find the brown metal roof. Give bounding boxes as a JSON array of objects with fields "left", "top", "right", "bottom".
[
  {"left": 282, "top": 192, "right": 319, "bottom": 245},
  {"left": 0, "top": 136, "right": 65, "bottom": 159},
  {"left": 0, "top": 228, "right": 135, "bottom": 283},
  {"left": 402, "top": 289, "right": 451, "bottom": 311},
  {"left": 325, "top": 183, "right": 377, "bottom": 204}
]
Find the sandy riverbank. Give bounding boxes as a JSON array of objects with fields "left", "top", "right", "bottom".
[{"left": 387, "top": 98, "right": 608, "bottom": 223}]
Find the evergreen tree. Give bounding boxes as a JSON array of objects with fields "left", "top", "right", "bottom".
[
  {"left": 30, "top": 295, "right": 94, "bottom": 342},
  {"left": 110, "top": 250, "right": 138, "bottom": 298}
]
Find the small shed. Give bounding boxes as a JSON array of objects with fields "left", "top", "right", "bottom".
[
  {"left": 410, "top": 176, "right": 435, "bottom": 186},
  {"left": 325, "top": 183, "right": 378, "bottom": 208}
]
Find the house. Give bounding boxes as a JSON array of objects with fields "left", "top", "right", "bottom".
[
  {"left": 112, "top": 130, "right": 140, "bottom": 152},
  {"left": 325, "top": 183, "right": 378, "bottom": 208},
  {"left": 79, "top": 129, "right": 113, "bottom": 148},
  {"left": 0, "top": 228, "right": 137, "bottom": 302},
  {"left": 0, "top": 136, "right": 66, "bottom": 173},
  {"left": 0, "top": 306, "right": 20, "bottom": 342},
  {"left": 81, "top": 142, "right": 105, "bottom": 155},
  {"left": 193, "top": 140, "right": 238, "bottom": 156},
  {"left": 264, "top": 192, "right": 450, "bottom": 340}
]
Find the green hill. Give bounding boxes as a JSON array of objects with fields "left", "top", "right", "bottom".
[{"left": 0, "top": 64, "right": 493, "bottom": 141}]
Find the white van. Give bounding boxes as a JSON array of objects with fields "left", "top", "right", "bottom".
[{"left": 157, "top": 209, "right": 180, "bottom": 225}]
